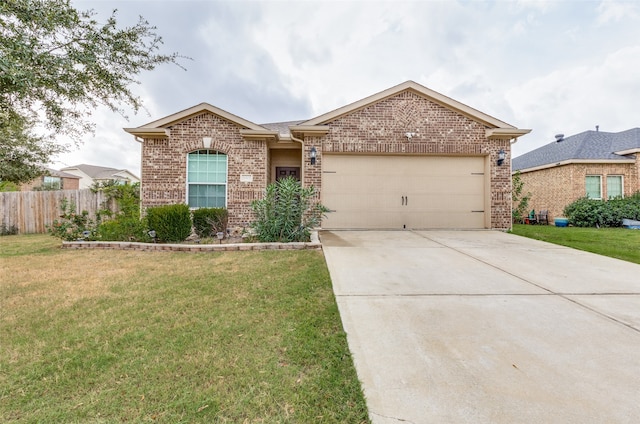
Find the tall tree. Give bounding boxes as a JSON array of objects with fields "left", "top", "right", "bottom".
[{"left": 0, "top": 0, "right": 184, "bottom": 184}]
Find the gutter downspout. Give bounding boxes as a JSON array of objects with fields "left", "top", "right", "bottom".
[{"left": 289, "top": 134, "right": 306, "bottom": 186}]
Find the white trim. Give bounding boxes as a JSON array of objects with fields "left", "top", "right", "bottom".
[
  {"left": 186, "top": 149, "right": 228, "bottom": 209},
  {"left": 514, "top": 158, "right": 636, "bottom": 174},
  {"left": 606, "top": 174, "right": 624, "bottom": 199},
  {"left": 586, "top": 175, "right": 602, "bottom": 200}
]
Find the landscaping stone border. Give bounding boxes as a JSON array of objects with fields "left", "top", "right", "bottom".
[{"left": 62, "top": 232, "right": 322, "bottom": 252}]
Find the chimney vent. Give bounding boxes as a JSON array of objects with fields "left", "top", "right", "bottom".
[
  {"left": 596, "top": 125, "right": 599, "bottom": 132},
  {"left": 555, "top": 134, "right": 564, "bottom": 142}
]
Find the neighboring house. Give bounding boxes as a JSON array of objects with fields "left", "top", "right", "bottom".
[
  {"left": 512, "top": 128, "right": 640, "bottom": 221},
  {"left": 60, "top": 164, "right": 140, "bottom": 189},
  {"left": 19, "top": 168, "right": 80, "bottom": 191},
  {"left": 124, "top": 81, "right": 530, "bottom": 230}
]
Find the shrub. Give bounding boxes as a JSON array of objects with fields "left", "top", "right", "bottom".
[
  {"left": 512, "top": 171, "right": 531, "bottom": 223},
  {"left": 564, "top": 192, "right": 640, "bottom": 227},
  {"left": 1, "top": 223, "right": 19, "bottom": 236},
  {"left": 251, "top": 177, "right": 329, "bottom": 242},
  {"left": 145, "top": 204, "right": 192, "bottom": 242},
  {"left": 98, "top": 217, "right": 149, "bottom": 242},
  {"left": 192, "top": 207, "right": 228, "bottom": 238},
  {"left": 48, "top": 198, "right": 98, "bottom": 241},
  {"left": 94, "top": 183, "right": 148, "bottom": 241}
]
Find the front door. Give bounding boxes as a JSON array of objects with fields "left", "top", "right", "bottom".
[{"left": 276, "top": 167, "right": 300, "bottom": 181}]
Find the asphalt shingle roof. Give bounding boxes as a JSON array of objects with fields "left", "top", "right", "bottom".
[
  {"left": 512, "top": 128, "right": 640, "bottom": 171},
  {"left": 260, "top": 120, "right": 307, "bottom": 136},
  {"left": 66, "top": 164, "right": 129, "bottom": 180}
]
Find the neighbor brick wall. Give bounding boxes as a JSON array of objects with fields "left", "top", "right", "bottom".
[
  {"left": 140, "top": 112, "right": 267, "bottom": 227},
  {"left": 518, "top": 161, "right": 640, "bottom": 222},
  {"left": 304, "top": 90, "right": 513, "bottom": 230}
]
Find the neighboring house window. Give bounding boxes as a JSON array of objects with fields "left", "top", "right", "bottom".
[
  {"left": 187, "top": 150, "right": 227, "bottom": 208},
  {"left": 43, "top": 176, "right": 61, "bottom": 190},
  {"left": 585, "top": 175, "right": 602, "bottom": 200},
  {"left": 607, "top": 175, "right": 623, "bottom": 199}
]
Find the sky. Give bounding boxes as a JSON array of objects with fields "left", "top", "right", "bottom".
[{"left": 54, "top": 0, "right": 640, "bottom": 177}]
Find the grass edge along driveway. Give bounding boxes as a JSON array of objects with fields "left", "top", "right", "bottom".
[
  {"left": 511, "top": 224, "right": 640, "bottom": 265},
  {"left": 0, "top": 234, "right": 369, "bottom": 423}
]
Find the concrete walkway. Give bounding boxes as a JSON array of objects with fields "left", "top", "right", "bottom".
[{"left": 321, "top": 230, "right": 640, "bottom": 424}]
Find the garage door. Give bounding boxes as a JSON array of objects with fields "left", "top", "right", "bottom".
[{"left": 321, "top": 155, "right": 487, "bottom": 229}]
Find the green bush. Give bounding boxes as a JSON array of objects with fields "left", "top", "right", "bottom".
[
  {"left": 564, "top": 192, "right": 640, "bottom": 227},
  {"left": 192, "top": 207, "right": 228, "bottom": 238},
  {"left": 95, "top": 183, "right": 149, "bottom": 241},
  {"left": 251, "top": 177, "right": 329, "bottom": 242},
  {"left": 145, "top": 204, "right": 192, "bottom": 242},
  {"left": 98, "top": 217, "right": 149, "bottom": 242},
  {"left": 1, "top": 223, "right": 19, "bottom": 236},
  {"left": 48, "top": 198, "right": 98, "bottom": 241}
]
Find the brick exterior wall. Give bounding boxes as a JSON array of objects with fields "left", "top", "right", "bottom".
[
  {"left": 140, "top": 112, "right": 267, "bottom": 227},
  {"left": 518, "top": 160, "right": 640, "bottom": 222},
  {"left": 139, "top": 90, "right": 516, "bottom": 230},
  {"left": 302, "top": 90, "right": 513, "bottom": 230}
]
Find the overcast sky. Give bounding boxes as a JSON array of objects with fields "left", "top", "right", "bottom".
[{"left": 54, "top": 0, "right": 640, "bottom": 176}]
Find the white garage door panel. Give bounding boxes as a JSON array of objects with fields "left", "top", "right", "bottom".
[{"left": 322, "top": 155, "right": 486, "bottom": 229}]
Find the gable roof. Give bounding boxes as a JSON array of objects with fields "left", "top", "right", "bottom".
[
  {"left": 61, "top": 164, "right": 138, "bottom": 181},
  {"left": 124, "top": 81, "right": 530, "bottom": 141},
  {"left": 124, "top": 103, "right": 268, "bottom": 139},
  {"left": 45, "top": 168, "right": 80, "bottom": 179},
  {"left": 512, "top": 128, "right": 640, "bottom": 172},
  {"left": 299, "top": 80, "right": 521, "bottom": 130}
]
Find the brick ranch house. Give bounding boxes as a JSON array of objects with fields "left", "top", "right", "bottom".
[
  {"left": 124, "top": 81, "right": 530, "bottom": 230},
  {"left": 512, "top": 128, "right": 640, "bottom": 221}
]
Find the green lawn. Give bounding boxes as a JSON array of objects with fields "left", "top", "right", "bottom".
[
  {"left": 0, "top": 235, "right": 369, "bottom": 423},
  {"left": 511, "top": 224, "right": 640, "bottom": 265}
]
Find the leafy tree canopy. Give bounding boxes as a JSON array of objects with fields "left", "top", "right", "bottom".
[{"left": 0, "top": 0, "right": 184, "bottom": 184}]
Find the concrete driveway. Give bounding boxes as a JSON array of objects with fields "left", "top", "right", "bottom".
[{"left": 321, "top": 230, "right": 640, "bottom": 424}]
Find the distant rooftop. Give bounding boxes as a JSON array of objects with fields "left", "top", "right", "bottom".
[
  {"left": 513, "top": 128, "right": 640, "bottom": 171},
  {"left": 62, "top": 164, "right": 138, "bottom": 180}
]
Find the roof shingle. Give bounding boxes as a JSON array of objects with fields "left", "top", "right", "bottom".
[{"left": 512, "top": 128, "right": 640, "bottom": 171}]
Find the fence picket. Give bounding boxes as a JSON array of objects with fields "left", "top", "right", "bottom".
[{"left": 0, "top": 190, "right": 111, "bottom": 234}]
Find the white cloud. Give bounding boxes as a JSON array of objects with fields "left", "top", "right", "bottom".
[
  {"left": 596, "top": 0, "right": 640, "bottom": 25},
  {"left": 54, "top": 0, "right": 640, "bottom": 170},
  {"left": 507, "top": 45, "right": 640, "bottom": 156}
]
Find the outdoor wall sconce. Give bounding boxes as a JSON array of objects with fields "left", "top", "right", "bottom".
[
  {"left": 310, "top": 146, "right": 317, "bottom": 165},
  {"left": 202, "top": 137, "right": 212, "bottom": 149},
  {"left": 497, "top": 149, "right": 506, "bottom": 166}
]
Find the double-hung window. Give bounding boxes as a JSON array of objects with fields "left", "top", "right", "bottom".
[
  {"left": 187, "top": 150, "right": 227, "bottom": 208},
  {"left": 606, "top": 175, "right": 623, "bottom": 199},
  {"left": 585, "top": 175, "right": 602, "bottom": 200}
]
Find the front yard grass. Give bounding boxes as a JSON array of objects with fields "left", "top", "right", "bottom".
[
  {"left": 0, "top": 234, "right": 369, "bottom": 423},
  {"left": 511, "top": 224, "right": 640, "bottom": 265}
]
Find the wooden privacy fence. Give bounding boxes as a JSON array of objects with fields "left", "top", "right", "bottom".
[{"left": 0, "top": 189, "right": 115, "bottom": 234}]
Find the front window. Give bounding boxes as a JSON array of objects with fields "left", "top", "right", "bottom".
[
  {"left": 187, "top": 150, "right": 227, "bottom": 208},
  {"left": 607, "top": 175, "right": 623, "bottom": 199},
  {"left": 585, "top": 175, "right": 602, "bottom": 200},
  {"left": 43, "top": 176, "right": 61, "bottom": 190}
]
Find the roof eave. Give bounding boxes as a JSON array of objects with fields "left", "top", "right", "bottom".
[
  {"left": 486, "top": 128, "right": 532, "bottom": 140},
  {"left": 514, "top": 158, "right": 636, "bottom": 174},
  {"left": 614, "top": 148, "right": 640, "bottom": 156},
  {"left": 239, "top": 129, "right": 280, "bottom": 141},
  {"left": 123, "top": 128, "right": 170, "bottom": 139},
  {"left": 289, "top": 125, "right": 331, "bottom": 136}
]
